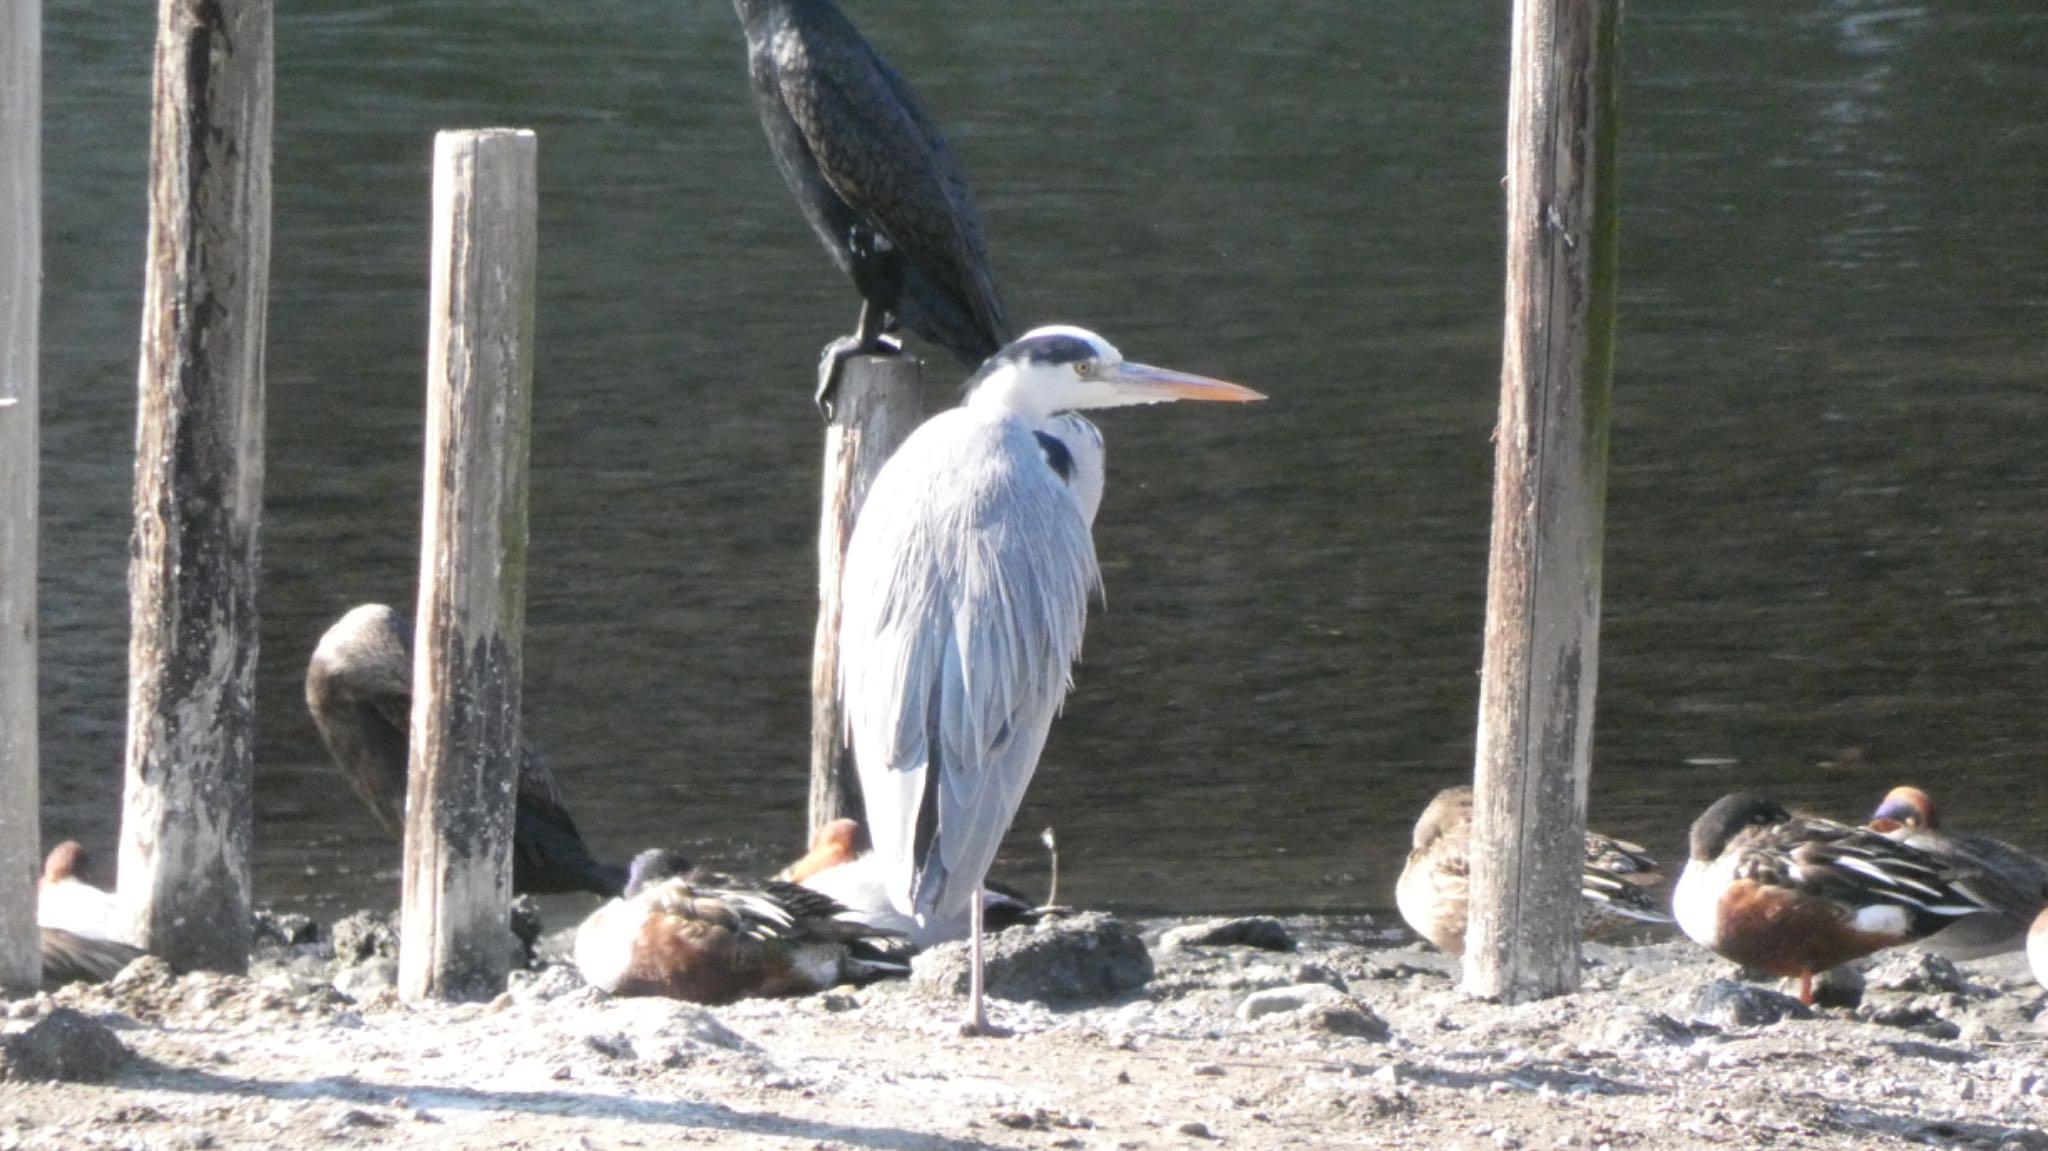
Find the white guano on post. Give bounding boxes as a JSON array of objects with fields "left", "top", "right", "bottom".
[
  {"left": 0, "top": 0, "right": 44, "bottom": 994},
  {"left": 399, "top": 128, "right": 538, "bottom": 1004},
  {"left": 118, "top": 0, "right": 273, "bottom": 975},
  {"left": 1465, "top": 0, "right": 1621, "bottom": 1003}
]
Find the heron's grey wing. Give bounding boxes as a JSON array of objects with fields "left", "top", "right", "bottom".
[
  {"left": 841, "top": 415, "right": 1099, "bottom": 921},
  {"left": 767, "top": 26, "right": 1007, "bottom": 343},
  {"left": 928, "top": 434, "right": 1100, "bottom": 919},
  {"left": 839, "top": 425, "right": 956, "bottom": 914}
]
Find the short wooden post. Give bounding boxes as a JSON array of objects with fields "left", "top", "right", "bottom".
[
  {"left": 1464, "top": 0, "right": 1621, "bottom": 1003},
  {"left": 118, "top": 0, "right": 273, "bottom": 974},
  {"left": 809, "top": 355, "right": 922, "bottom": 839},
  {"left": 0, "top": 0, "right": 43, "bottom": 995},
  {"left": 398, "top": 128, "right": 538, "bottom": 1004}
]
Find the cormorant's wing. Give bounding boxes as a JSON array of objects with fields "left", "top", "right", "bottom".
[{"left": 766, "top": 14, "right": 1008, "bottom": 353}]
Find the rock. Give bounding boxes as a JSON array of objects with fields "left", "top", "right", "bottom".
[
  {"left": 911, "top": 912, "right": 1152, "bottom": 1005},
  {"left": 1593, "top": 1006, "right": 1692, "bottom": 1051},
  {"left": 1238, "top": 982, "right": 1347, "bottom": 1021},
  {"left": 1159, "top": 918, "right": 1296, "bottom": 953},
  {"left": 1236, "top": 983, "right": 1390, "bottom": 1040},
  {"left": 1687, "top": 979, "right": 1811, "bottom": 1028},
  {"left": 1863, "top": 951, "right": 1965, "bottom": 995},
  {"left": 0, "top": 1007, "right": 131, "bottom": 1082},
  {"left": 251, "top": 909, "right": 320, "bottom": 947},
  {"left": 507, "top": 964, "right": 589, "bottom": 1005},
  {"left": 1809, "top": 964, "right": 1864, "bottom": 1007},
  {"left": 332, "top": 958, "right": 398, "bottom": 1001},
  {"left": 329, "top": 911, "right": 398, "bottom": 964}
]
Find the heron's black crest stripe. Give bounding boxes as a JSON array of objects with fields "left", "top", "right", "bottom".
[
  {"left": 960, "top": 332, "right": 1102, "bottom": 396},
  {"left": 1034, "top": 431, "right": 1075, "bottom": 483}
]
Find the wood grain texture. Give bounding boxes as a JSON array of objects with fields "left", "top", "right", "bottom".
[
  {"left": 0, "top": 0, "right": 43, "bottom": 994},
  {"left": 398, "top": 128, "right": 537, "bottom": 1004},
  {"left": 118, "top": 0, "right": 273, "bottom": 975},
  {"left": 1465, "top": 0, "right": 1621, "bottom": 1004},
  {"left": 809, "top": 354, "right": 921, "bottom": 840}
]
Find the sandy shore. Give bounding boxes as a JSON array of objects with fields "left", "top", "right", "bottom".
[{"left": 3, "top": 910, "right": 2046, "bottom": 1151}]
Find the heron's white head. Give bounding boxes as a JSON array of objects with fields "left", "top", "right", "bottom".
[{"left": 962, "top": 325, "right": 1265, "bottom": 421}]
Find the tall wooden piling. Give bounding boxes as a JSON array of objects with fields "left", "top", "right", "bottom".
[
  {"left": 1464, "top": 0, "right": 1621, "bottom": 1003},
  {"left": 0, "top": 0, "right": 43, "bottom": 995},
  {"left": 118, "top": 0, "right": 273, "bottom": 974},
  {"left": 809, "top": 355, "right": 922, "bottom": 839},
  {"left": 398, "top": 129, "right": 538, "bottom": 1004}
]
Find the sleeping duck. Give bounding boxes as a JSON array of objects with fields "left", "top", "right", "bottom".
[{"left": 574, "top": 848, "right": 905, "bottom": 1004}]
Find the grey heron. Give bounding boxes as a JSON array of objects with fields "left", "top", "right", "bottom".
[
  {"left": 305, "top": 604, "right": 628, "bottom": 897},
  {"left": 731, "top": 0, "right": 1011, "bottom": 413},
  {"left": 838, "top": 325, "right": 1264, "bottom": 1033}
]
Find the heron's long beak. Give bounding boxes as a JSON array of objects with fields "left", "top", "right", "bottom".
[{"left": 1102, "top": 361, "right": 1267, "bottom": 404}]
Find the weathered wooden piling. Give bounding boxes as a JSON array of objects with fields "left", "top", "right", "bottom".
[
  {"left": 398, "top": 129, "right": 538, "bottom": 1004},
  {"left": 1464, "top": 0, "right": 1621, "bottom": 1003},
  {"left": 118, "top": 0, "right": 273, "bottom": 974},
  {"left": 809, "top": 355, "right": 922, "bottom": 839},
  {"left": 0, "top": 0, "right": 43, "bottom": 994}
]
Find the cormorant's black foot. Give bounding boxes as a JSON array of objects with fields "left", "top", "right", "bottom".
[{"left": 815, "top": 333, "right": 904, "bottom": 420}]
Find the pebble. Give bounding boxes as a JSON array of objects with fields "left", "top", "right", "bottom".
[
  {"left": 0, "top": 1007, "right": 131, "bottom": 1083},
  {"left": 912, "top": 912, "right": 1153, "bottom": 1005},
  {"left": 1687, "top": 979, "right": 1810, "bottom": 1028},
  {"left": 1175, "top": 1120, "right": 1213, "bottom": 1139},
  {"left": 1158, "top": 918, "right": 1296, "bottom": 953}
]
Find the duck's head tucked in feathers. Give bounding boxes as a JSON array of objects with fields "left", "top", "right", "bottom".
[
  {"left": 1674, "top": 791, "right": 1997, "bottom": 1003},
  {"left": 575, "top": 850, "right": 906, "bottom": 1006}
]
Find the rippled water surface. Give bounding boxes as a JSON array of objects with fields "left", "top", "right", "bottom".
[{"left": 34, "top": 1, "right": 2048, "bottom": 920}]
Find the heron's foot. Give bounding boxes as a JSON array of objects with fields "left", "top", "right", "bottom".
[
  {"left": 958, "top": 1017, "right": 1013, "bottom": 1039},
  {"left": 815, "top": 333, "right": 905, "bottom": 420}
]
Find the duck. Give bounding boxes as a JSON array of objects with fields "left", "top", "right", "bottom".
[
  {"left": 1865, "top": 785, "right": 2048, "bottom": 958},
  {"left": 1673, "top": 792, "right": 1996, "bottom": 1003},
  {"left": 778, "top": 817, "right": 862, "bottom": 884},
  {"left": 781, "top": 819, "right": 1039, "bottom": 949},
  {"left": 36, "top": 841, "right": 145, "bottom": 988},
  {"left": 305, "top": 603, "right": 627, "bottom": 897},
  {"left": 1395, "top": 786, "right": 1668, "bottom": 955},
  {"left": 2029, "top": 908, "right": 2048, "bottom": 991},
  {"left": 573, "top": 848, "right": 905, "bottom": 1004}
]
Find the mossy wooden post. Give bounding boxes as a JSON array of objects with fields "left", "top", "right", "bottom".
[
  {"left": 398, "top": 129, "right": 537, "bottom": 1004},
  {"left": 0, "top": 0, "right": 42, "bottom": 994},
  {"left": 118, "top": 0, "right": 273, "bottom": 975},
  {"left": 809, "top": 355, "right": 921, "bottom": 839},
  {"left": 1465, "top": 0, "right": 1621, "bottom": 1003}
]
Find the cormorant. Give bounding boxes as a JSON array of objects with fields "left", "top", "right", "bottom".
[
  {"left": 305, "top": 604, "right": 628, "bottom": 898},
  {"left": 732, "top": 0, "right": 1012, "bottom": 412}
]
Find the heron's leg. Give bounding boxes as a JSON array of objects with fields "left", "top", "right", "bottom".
[
  {"left": 814, "top": 301, "right": 903, "bottom": 420},
  {"left": 959, "top": 884, "right": 1011, "bottom": 1037}
]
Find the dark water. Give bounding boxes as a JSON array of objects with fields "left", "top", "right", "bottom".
[{"left": 33, "top": 2, "right": 2048, "bottom": 922}]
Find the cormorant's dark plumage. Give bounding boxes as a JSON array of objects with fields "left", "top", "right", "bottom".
[
  {"left": 732, "top": 0, "right": 1011, "bottom": 406},
  {"left": 305, "top": 604, "right": 628, "bottom": 898}
]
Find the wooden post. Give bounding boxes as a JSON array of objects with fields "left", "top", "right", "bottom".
[
  {"left": 1464, "top": 0, "right": 1621, "bottom": 1004},
  {"left": 398, "top": 129, "right": 538, "bottom": 1004},
  {"left": 118, "top": 0, "right": 273, "bottom": 974},
  {"left": 809, "top": 355, "right": 922, "bottom": 839},
  {"left": 0, "top": 0, "right": 42, "bottom": 995}
]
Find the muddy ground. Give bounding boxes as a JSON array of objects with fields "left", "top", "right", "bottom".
[{"left": 3, "top": 910, "right": 2046, "bottom": 1151}]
